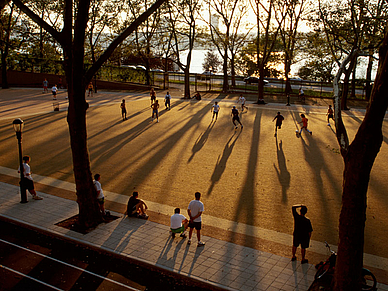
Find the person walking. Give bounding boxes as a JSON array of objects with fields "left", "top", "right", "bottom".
[
  {"left": 327, "top": 105, "right": 334, "bottom": 126},
  {"left": 291, "top": 204, "right": 313, "bottom": 264},
  {"left": 298, "top": 87, "right": 305, "bottom": 102},
  {"left": 93, "top": 174, "right": 106, "bottom": 216},
  {"left": 231, "top": 106, "right": 243, "bottom": 129},
  {"left": 273, "top": 111, "right": 284, "bottom": 137},
  {"left": 170, "top": 208, "right": 189, "bottom": 238},
  {"left": 164, "top": 91, "right": 171, "bottom": 110},
  {"left": 151, "top": 100, "right": 160, "bottom": 122},
  {"left": 187, "top": 192, "right": 205, "bottom": 246},
  {"left": 211, "top": 101, "right": 220, "bottom": 121},
  {"left": 238, "top": 94, "right": 248, "bottom": 112},
  {"left": 120, "top": 99, "right": 127, "bottom": 121},
  {"left": 51, "top": 84, "right": 58, "bottom": 100},
  {"left": 298, "top": 114, "right": 312, "bottom": 136},
  {"left": 17, "top": 156, "right": 43, "bottom": 200},
  {"left": 150, "top": 88, "right": 156, "bottom": 105}
]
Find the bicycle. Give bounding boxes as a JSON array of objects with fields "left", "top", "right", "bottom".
[{"left": 314, "top": 241, "right": 377, "bottom": 290}]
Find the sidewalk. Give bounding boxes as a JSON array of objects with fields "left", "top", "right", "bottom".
[
  {"left": 1, "top": 180, "right": 387, "bottom": 291},
  {"left": 0, "top": 181, "right": 316, "bottom": 291}
]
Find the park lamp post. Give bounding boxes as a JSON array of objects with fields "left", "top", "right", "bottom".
[{"left": 13, "top": 118, "right": 28, "bottom": 203}]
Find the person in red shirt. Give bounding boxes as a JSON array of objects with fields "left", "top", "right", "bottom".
[{"left": 298, "top": 114, "right": 312, "bottom": 136}]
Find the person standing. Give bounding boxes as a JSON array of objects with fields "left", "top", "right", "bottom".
[
  {"left": 298, "top": 114, "right": 312, "bottom": 136},
  {"left": 17, "top": 156, "right": 43, "bottom": 200},
  {"left": 327, "top": 105, "right": 334, "bottom": 126},
  {"left": 273, "top": 111, "right": 284, "bottom": 137},
  {"left": 211, "top": 101, "right": 220, "bottom": 121},
  {"left": 187, "top": 192, "right": 205, "bottom": 246},
  {"left": 120, "top": 99, "right": 127, "bottom": 121},
  {"left": 51, "top": 84, "right": 58, "bottom": 100},
  {"left": 150, "top": 88, "right": 156, "bottom": 104},
  {"left": 231, "top": 106, "right": 243, "bottom": 129},
  {"left": 88, "top": 82, "right": 94, "bottom": 97},
  {"left": 164, "top": 91, "right": 171, "bottom": 110},
  {"left": 93, "top": 174, "right": 105, "bottom": 216},
  {"left": 291, "top": 204, "right": 313, "bottom": 264},
  {"left": 170, "top": 208, "right": 189, "bottom": 238},
  {"left": 238, "top": 94, "right": 248, "bottom": 112},
  {"left": 151, "top": 100, "right": 159, "bottom": 122},
  {"left": 298, "top": 87, "right": 305, "bottom": 102},
  {"left": 43, "top": 79, "right": 49, "bottom": 93}
]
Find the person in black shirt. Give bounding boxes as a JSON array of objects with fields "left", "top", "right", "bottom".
[
  {"left": 231, "top": 106, "right": 243, "bottom": 129},
  {"left": 292, "top": 204, "right": 313, "bottom": 264},
  {"left": 126, "top": 191, "right": 148, "bottom": 219}
]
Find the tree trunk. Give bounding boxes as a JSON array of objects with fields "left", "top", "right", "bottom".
[
  {"left": 184, "top": 67, "right": 191, "bottom": 98},
  {"left": 333, "top": 29, "right": 388, "bottom": 291},
  {"left": 341, "top": 56, "right": 356, "bottom": 110},
  {"left": 350, "top": 62, "right": 357, "bottom": 98},
  {"left": 365, "top": 53, "right": 373, "bottom": 101},
  {"left": 1, "top": 51, "right": 9, "bottom": 89},
  {"left": 222, "top": 47, "right": 229, "bottom": 93}
]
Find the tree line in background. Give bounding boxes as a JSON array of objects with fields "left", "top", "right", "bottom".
[
  {"left": 1, "top": 1, "right": 388, "bottom": 290},
  {"left": 1, "top": 0, "right": 387, "bottom": 103}
]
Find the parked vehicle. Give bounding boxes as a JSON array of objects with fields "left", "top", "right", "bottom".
[
  {"left": 244, "top": 76, "right": 269, "bottom": 85},
  {"left": 314, "top": 242, "right": 377, "bottom": 290}
]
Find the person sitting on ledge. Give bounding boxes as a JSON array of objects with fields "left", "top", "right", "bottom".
[
  {"left": 170, "top": 208, "right": 189, "bottom": 238},
  {"left": 125, "top": 191, "right": 148, "bottom": 219}
]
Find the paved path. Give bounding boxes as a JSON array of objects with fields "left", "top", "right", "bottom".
[{"left": 1, "top": 88, "right": 388, "bottom": 290}]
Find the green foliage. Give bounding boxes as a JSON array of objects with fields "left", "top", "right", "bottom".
[{"left": 202, "top": 50, "right": 221, "bottom": 73}]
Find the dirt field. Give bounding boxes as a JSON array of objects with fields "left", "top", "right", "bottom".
[{"left": 0, "top": 88, "right": 387, "bottom": 262}]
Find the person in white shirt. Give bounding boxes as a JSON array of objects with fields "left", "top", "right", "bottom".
[
  {"left": 238, "top": 94, "right": 248, "bottom": 112},
  {"left": 18, "top": 156, "right": 43, "bottom": 200},
  {"left": 187, "top": 192, "right": 205, "bottom": 246},
  {"left": 52, "top": 85, "right": 58, "bottom": 100},
  {"left": 93, "top": 174, "right": 105, "bottom": 215},
  {"left": 170, "top": 208, "right": 189, "bottom": 238},
  {"left": 164, "top": 91, "right": 171, "bottom": 110},
  {"left": 211, "top": 101, "right": 220, "bottom": 121}
]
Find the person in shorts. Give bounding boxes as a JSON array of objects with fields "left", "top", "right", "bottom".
[
  {"left": 292, "top": 204, "right": 313, "bottom": 264},
  {"left": 273, "top": 111, "right": 284, "bottom": 137},
  {"left": 211, "top": 101, "right": 220, "bottom": 121},
  {"left": 18, "top": 156, "right": 43, "bottom": 200},
  {"left": 327, "top": 105, "right": 334, "bottom": 126},
  {"left": 88, "top": 82, "right": 94, "bottom": 97},
  {"left": 43, "top": 79, "right": 48, "bottom": 93},
  {"left": 238, "top": 94, "right": 248, "bottom": 112},
  {"left": 151, "top": 100, "right": 159, "bottom": 122},
  {"left": 187, "top": 192, "right": 205, "bottom": 246},
  {"left": 231, "top": 106, "right": 243, "bottom": 129},
  {"left": 120, "top": 99, "right": 127, "bottom": 121},
  {"left": 126, "top": 191, "right": 148, "bottom": 219},
  {"left": 52, "top": 84, "right": 58, "bottom": 100},
  {"left": 150, "top": 88, "right": 156, "bottom": 104},
  {"left": 170, "top": 208, "right": 189, "bottom": 238},
  {"left": 164, "top": 92, "right": 171, "bottom": 110},
  {"left": 93, "top": 174, "right": 106, "bottom": 215},
  {"left": 298, "top": 114, "right": 312, "bottom": 136}
]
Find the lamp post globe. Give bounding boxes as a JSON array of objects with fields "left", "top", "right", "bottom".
[{"left": 13, "top": 118, "right": 27, "bottom": 203}]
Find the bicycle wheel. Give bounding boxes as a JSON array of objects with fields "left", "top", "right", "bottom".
[
  {"left": 315, "top": 262, "right": 331, "bottom": 280},
  {"left": 361, "top": 268, "right": 377, "bottom": 291}
]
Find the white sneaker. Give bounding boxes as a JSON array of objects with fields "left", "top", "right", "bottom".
[
  {"left": 187, "top": 239, "right": 191, "bottom": 245},
  {"left": 197, "top": 241, "right": 205, "bottom": 247}
]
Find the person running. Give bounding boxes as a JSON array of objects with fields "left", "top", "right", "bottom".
[
  {"left": 120, "top": 99, "right": 127, "bottom": 121},
  {"left": 273, "top": 111, "right": 284, "bottom": 137},
  {"left": 17, "top": 156, "right": 43, "bottom": 200},
  {"left": 187, "top": 192, "right": 205, "bottom": 246},
  {"left": 291, "top": 204, "right": 313, "bottom": 264},
  {"left": 43, "top": 79, "right": 48, "bottom": 93},
  {"left": 51, "top": 84, "right": 58, "bottom": 100},
  {"left": 298, "top": 88, "right": 305, "bottom": 102},
  {"left": 170, "top": 208, "right": 189, "bottom": 238},
  {"left": 327, "top": 105, "right": 334, "bottom": 126},
  {"left": 238, "top": 94, "right": 248, "bottom": 112},
  {"left": 298, "top": 114, "right": 312, "bottom": 136},
  {"left": 231, "top": 106, "right": 243, "bottom": 129},
  {"left": 150, "top": 88, "right": 156, "bottom": 104},
  {"left": 88, "top": 82, "right": 94, "bottom": 97},
  {"left": 164, "top": 91, "right": 171, "bottom": 110},
  {"left": 212, "top": 101, "right": 220, "bottom": 121},
  {"left": 93, "top": 174, "right": 106, "bottom": 216},
  {"left": 151, "top": 100, "right": 159, "bottom": 122}
]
